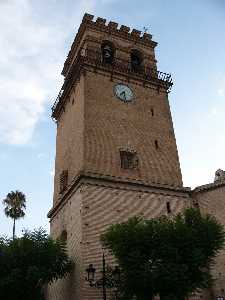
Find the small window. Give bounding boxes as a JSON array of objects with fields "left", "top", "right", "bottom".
[
  {"left": 60, "top": 230, "right": 67, "bottom": 242},
  {"left": 120, "top": 150, "right": 138, "bottom": 169},
  {"left": 130, "top": 50, "right": 143, "bottom": 73},
  {"left": 154, "top": 140, "right": 159, "bottom": 150},
  {"left": 193, "top": 200, "right": 199, "bottom": 209},
  {"left": 59, "top": 170, "right": 68, "bottom": 193},
  {"left": 101, "top": 41, "right": 114, "bottom": 64},
  {"left": 151, "top": 108, "right": 154, "bottom": 116},
  {"left": 166, "top": 202, "right": 171, "bottom": 214}
]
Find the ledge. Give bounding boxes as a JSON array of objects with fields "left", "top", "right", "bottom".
[
  {"left": 47, "top": 171, "right": 191, "bottom": 219},
  {"left": 52, "top": 48, "right": 173, "bottom": 120},
  {"left": 192, "top": 180, "right": 225, "bottom": 194}
]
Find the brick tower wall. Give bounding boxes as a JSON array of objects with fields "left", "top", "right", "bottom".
[
  {"left": 48, "top": 13, "right": 189, "bottom": 300},
  {"left": 83, "top": 71, "right": 183, "bottom": 187},
  {"left": 48, "top": 180, "right": 190, "bottom": 300},
  {"left": 53, "top": 76, "right": 85, "bottom": 206},
  {"left": 47, "top": 187, "right": 84, "bottom": 300}
]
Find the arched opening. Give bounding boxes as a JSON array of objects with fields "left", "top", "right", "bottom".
[
  {"left": 101, "top": 41, "right": 115, "bottom": 64},
  {"left": 130, "top": 49, "right": 143, "bottom": 72}
]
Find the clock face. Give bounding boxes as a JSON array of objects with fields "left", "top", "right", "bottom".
[{"left": 114, "top": 84, "right": 134, "bottom": 102}]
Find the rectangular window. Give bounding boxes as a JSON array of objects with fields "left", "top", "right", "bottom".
[
  {"left": 120, "top": 150, "right": 138, "bottom": 169},
  {"left": 166, "top": 202, "right": 171, "bottom": 214},
  {"left": 59, "top": 170, "right": 68, "bottom": 193}
]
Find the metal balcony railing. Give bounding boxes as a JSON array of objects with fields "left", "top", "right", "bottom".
[
  {"left": 83, "top": 48, "right": 173, "bottom": 83},
  {"left": 52, "top": 48, "right": 173, "bottom": 117}
]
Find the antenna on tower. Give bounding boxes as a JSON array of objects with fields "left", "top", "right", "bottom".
[{"left": 143, "top": 26, "right": 148, "bottom": 34}]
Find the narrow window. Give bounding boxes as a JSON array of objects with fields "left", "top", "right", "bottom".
[
  {"left": 151, "top": 108, "right": 154, "bottom": 117},
  {"left": 166, "top": 202, "right": 171, "bottom": 214},
  {"left": 101, "top": 42, "right": 114, "bottom": 64},
  {"left": 59, "top": 170, "right": 68, "bottom": 193},
  {"left": 154, "top": 140, "right": 159, "bottom": 150},
  {"left": 120, "top": 150, "right": 138, "bottom": 169},
  {"left": 60, "top": 230, "right": 67, "bottom": 242}
]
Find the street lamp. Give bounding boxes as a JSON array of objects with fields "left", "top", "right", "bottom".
[
  {"left": 85, "top": 253, "right": 120, "bottom": 300},
  {"left": 86, "top": 264, "right": 96, "bottom": 283}
]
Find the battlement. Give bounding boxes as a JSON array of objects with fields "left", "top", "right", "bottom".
[
  {"left": 62, "top": 13, "right": 156, "bottom": 76},
  {"left": 82, "top": 13, "right": 153, "bottom": 40}
]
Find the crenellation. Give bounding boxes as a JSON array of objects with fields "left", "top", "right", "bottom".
[
  {"left": 82, "top": 13, "right": 94, "bottom": 22},
  {"left": 62, "top": 14, "right": 158, "bottom": 77},
  {"left": 108, "top": 21, "right": 118, "bottom": 31},
  {"left": 119, "top": 24, "right": 130, "bottom": 34},
  {"left": 95, "top": 17, "right": 106, "bottom": 26},
  {"left": 142, "top": 32, "right": 152, "bottom": 41},
  {"left": 82, "top": 14, "right": 149, "bottom": 45},
  {"left": 131, "top": 28, "right": 142, "bottom": 38}
]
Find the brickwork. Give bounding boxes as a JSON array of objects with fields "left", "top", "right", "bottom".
[
  {"left": 53, "top": 76, "right": 84, "bottom": 205},
  {"left": 53, "top": 65, "right": 181, "bottom": 205},
  {"left": 83, "top": 71, "right": 182, "bottom": 187},
  {"left": 48, "top": 186, "right": 83, "bottom": 300},
  {"left": 52, "top": 12, "right": 182, "bottom": 206},
  {"left": 193, "top": 183, "right": 225, "bottom": 300},
  {"left": 48, "top": 178, "right": 190, "bottom": 300},
  {"left": 62, "top": 13, "right": 157, "bottom": 78},
  {"left": 48, "top": 13, "right": 225, "bottom": 300}
]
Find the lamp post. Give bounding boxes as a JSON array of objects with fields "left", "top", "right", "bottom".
[{"left": 85, "top": 253, "right": 120, "bottom": 300}]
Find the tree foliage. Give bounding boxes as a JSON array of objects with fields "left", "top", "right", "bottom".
[
  {"left": 0, "top": 228, "right": 72, "bottom": 300},
  {"left": 101, "top": 208, "right": 225, "bottom": 300},
  {"left": 2, "top": 190, "right": 26, "bottom": 239}
]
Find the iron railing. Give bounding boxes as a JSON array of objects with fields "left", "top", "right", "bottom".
[{"left": 52, "top": 48, "right": 173, "bottom": 117}]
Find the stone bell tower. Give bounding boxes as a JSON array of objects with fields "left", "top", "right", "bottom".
[{"left": 47, "top": 14, "right": 190, "bottom": 300}]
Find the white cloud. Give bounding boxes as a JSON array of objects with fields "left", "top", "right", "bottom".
[
  {"left": 0, "top": 0, "right": 63, "bottom": 144},
  {"left": 210, "top": 107, "right": 218, "bottom": 116},
  {"left": 217, "top": 89, "right": 224, "bottom": 96},
  {"left": 0, "top": 0, "right": 96, "bottom": 145}
]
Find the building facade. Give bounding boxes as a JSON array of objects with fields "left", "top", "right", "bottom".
[{"left": 47, "top": 14, "right": 225, "bottom": 300}]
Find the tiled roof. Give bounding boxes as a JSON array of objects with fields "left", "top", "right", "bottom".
[{"left": 192, "top": 180, "right": 225, "bottom": 193}]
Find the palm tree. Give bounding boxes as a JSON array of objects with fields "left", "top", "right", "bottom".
[{"left": 2, "top": 190, "right": 26, "bottom": 239}]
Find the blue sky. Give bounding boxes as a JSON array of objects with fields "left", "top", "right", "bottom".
[{"left": 0, "top": 0, "right": 225, "bottom": 237}]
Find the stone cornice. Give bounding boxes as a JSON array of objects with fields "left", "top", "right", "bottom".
[{"left": 47, "top": 171, "right": 191, "bottom": 219}]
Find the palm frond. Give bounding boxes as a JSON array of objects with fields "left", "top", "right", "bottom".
[{"left": 2, "top": 190, "right": 26, "bottom": 220}]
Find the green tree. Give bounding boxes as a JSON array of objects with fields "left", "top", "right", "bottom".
[
  {"left": 2, "top": 190, "right": 26, "bottom": 239},
  {"left": 0, "top": 228, "right": 72, "bottom": 300},
  {"left": 101, "top": 208, "right": 225, "bottom": 300}
]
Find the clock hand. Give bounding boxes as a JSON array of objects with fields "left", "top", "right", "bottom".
[{"left": 120, "top": 91, "right": 126, "bottom": 100}]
